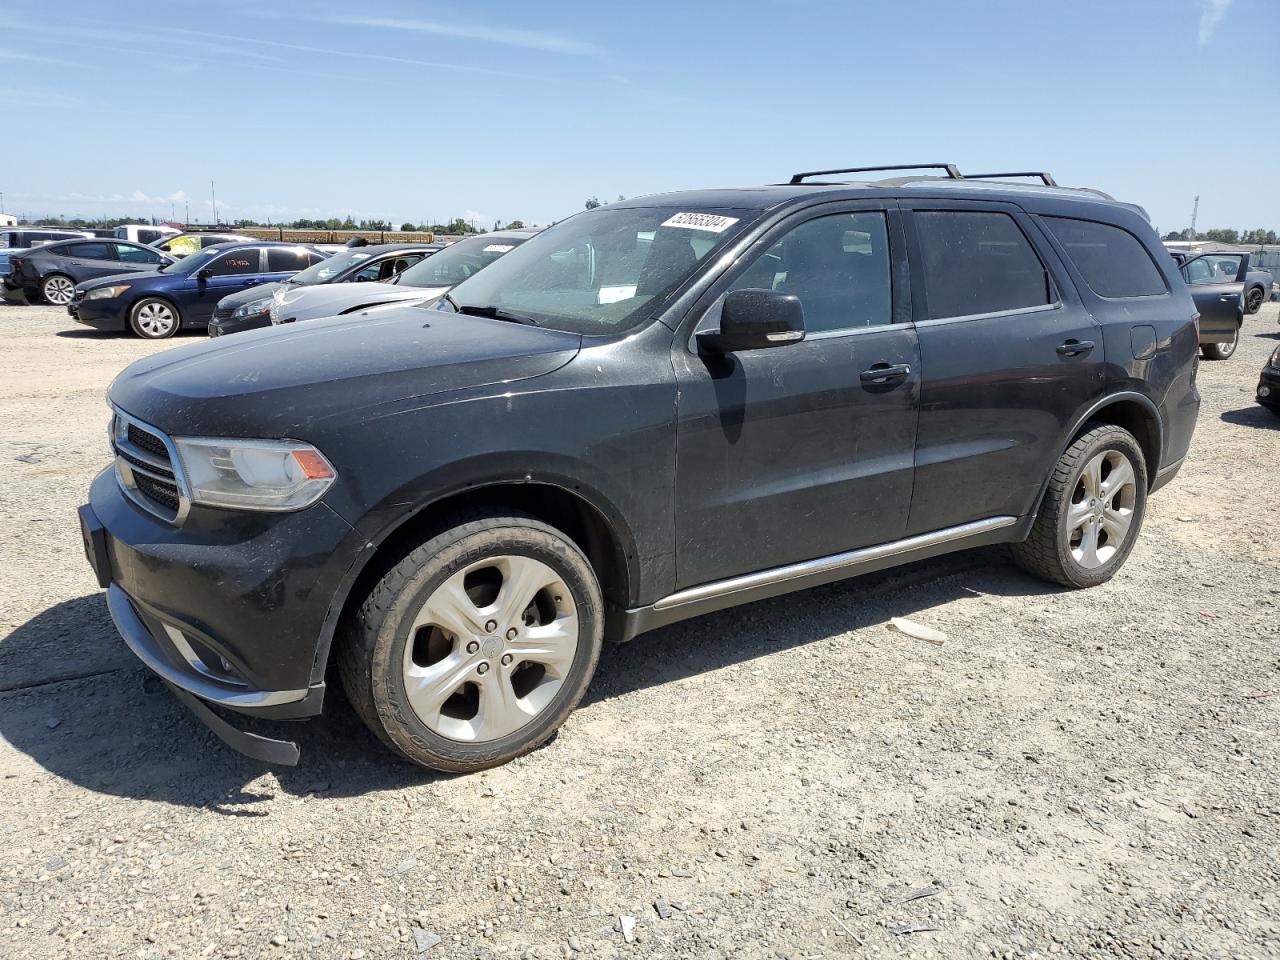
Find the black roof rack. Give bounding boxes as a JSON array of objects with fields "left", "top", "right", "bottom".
[
  {"left": 963, "top": 171, "right": 1059, "bottom": 187},
  {"left": 789, "top": 163, "right": 962, "bottom": 185}
]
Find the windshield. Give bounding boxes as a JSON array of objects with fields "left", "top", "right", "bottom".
[
  {"left": 289, "top": 249, "right": 376, "bottom": 285},
  {"left": 396, "top": 235, "right": 521, "bottom": 289},
  {"left": 441, "top": 208, "right": 749, "bottom": 334},
  {"left": 159, "top": 248, "right": 219, "bottom": 274}
]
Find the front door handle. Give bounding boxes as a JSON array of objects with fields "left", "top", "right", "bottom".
[
  {"left": 1056, "top": 339, "right": 1095, "bottom": 357},
  {"left": 1219, "top": 294, "right": 1238, "bottom": 302},
  {"left": 860, "top": 362, "right": 911, "bottom": 384}
]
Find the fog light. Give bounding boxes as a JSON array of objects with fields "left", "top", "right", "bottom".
[{"left": 1261, "top": 385, "right": 1272, "bottom": 398}]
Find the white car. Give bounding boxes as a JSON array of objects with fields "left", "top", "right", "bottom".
[{"left": 269, "top": 230, "right": 537, "bottom": 326}]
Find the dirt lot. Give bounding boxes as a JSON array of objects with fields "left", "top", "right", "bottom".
[{"left": 1, "top": 302, "right": 1277, "bottom": 960}]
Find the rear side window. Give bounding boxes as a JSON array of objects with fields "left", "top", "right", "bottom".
[
  {"left": 1043, "top": 217, "right": 1166, "bottom": 298},
  {"left": 915, "top": 210, "right": 1053, "bottom": 319},
  {"left": 266, "top": 248, "right": 309, "bottom": 272},
  {"left": 65, "top": 242, "right": 113, "bottom": 259}
]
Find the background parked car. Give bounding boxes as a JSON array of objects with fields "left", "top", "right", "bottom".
[
  {"left": 268, "top": 229, "right": 536, "bottom": 327},
  {"left": 68, "top": 242, "right": 329, "bottom": 339},
  {"left": 1258, "top": 343, "right": 1280, "bottom": 415},
  {"left": 112, "top": 224, "right": 181, "bottom": 246},
  {"left": 152, "top": 232, "right": 253, "bottom": 257},
  {"left": 1177, "top": 252, "right": 1248, "bottom": 359},
  {"left": 1243, "top": 261, "right": 1273, "bottom": 314},
  {"left": 209, "top": 242, "right": 442, "bottom": 336},
  {"left": 0, "top": 227, "right": 94, "bottom": 278},
  {"left": 3, "top": 238, "right": 175, "bottom": 305}
]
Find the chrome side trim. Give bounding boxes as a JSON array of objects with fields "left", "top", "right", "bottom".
[
  {"left": 653, "top": 516, "right": 1018, "bottom": 611},
  {"left": 107, "top": 586, "right": 307, "bottom": 708}
]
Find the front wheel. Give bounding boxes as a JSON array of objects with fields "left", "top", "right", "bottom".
[
  {"left": 338, "top": 513, "right": 604, "bottom": 772},
  {"left": 40, "top": 274, "right": 75, "bottom": 306},
  {"left": 1244, "top": 287, "right": 1264, "bottom": 315},
  {"left": 1200, "top": 325, "right": 1238, "bottom": 361},
  {"left": 1013, "top": 425, "right": 1147, "bottom": 588},
  {"left": 129, "top": 297, "right": 180, "bottom": 339}
]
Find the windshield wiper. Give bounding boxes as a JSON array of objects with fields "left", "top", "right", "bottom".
[{"left": 452, "top": 302, "right": 541, "bottom": 326}]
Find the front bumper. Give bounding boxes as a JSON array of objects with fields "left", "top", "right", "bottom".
[
  {"left": 208, "top": 311, "right": 271, "bottom": 337},
  {"left": 82, "top": 466, "right": 369, "bottom": 762},
  {"left": 1259, "top": 366, "right": 1280, "bottom": 409},
  {"left": 68, "top": 297, "right": 128, "bottom": 330}
]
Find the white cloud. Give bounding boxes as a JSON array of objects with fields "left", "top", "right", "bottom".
[
  {"left": 1198, "top": 0, "right": 1233, "bottom": 45},
  {"left": 318, "top": 14, "right": 601, "bottom": 56}
]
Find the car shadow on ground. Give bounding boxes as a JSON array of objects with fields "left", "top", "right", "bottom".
[
  {"left": 1221, "top": 405, "right": 1279, "bottom": 430},
  {"left": 0, "top": 548, "right": 1057, "bottom": 812},
  {"left": 54, "top": 329, "right": 206, "bottom": 339}
]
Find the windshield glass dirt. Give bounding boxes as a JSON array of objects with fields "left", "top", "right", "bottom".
[{"left": 441, "top": 208, "right": 750, "bottom": 334}]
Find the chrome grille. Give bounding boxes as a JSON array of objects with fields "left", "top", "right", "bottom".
[{"left": 111, "top": 410, "right": 189, "bottom": 523}]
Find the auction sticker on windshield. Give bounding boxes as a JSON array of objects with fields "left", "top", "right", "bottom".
[
  {"left": 483, "top": 244, "right": 515, "bottom": 253},
  {"left": 661, "top": 212, "right": 740, "bottom": 233}
]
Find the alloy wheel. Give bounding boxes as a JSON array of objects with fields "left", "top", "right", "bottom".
[
  {"left": 1066, "top": 450, "right": 1137, "bottom": 569},
  {"left": 402, "top": 554, "right": 579, "bottom": 742},
  {"left": 42, "top": 276, "right": 75, "bottom": 305},
  {"left": 135, "top": 302, "right": 176, "bottom": 337}
]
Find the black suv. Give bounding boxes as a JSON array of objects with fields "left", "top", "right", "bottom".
[{"left": 79, "top": 164, "right": 1200, "bottom": 771}]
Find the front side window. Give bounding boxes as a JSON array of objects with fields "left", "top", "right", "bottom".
[
  {"left": 442, "top": 207, "right": 751, "bottom": 334},
  {"left": 724, "top": 211, "right": 891, "bottom": 334},
  {"left": 207, "top": 250, "right": 260, "bottom": 276},
  {"left": 1043, "top": 217, "right": 1167, "bottom": 298},
  {"left": 915, "top": 210, "right": 1053, "bottom": 319},
  {"left": 1184, "top": 254, "right": 1242, "bottom": 285},
  {"left": 292, "top": 249, "right": 374, "bottom": 284},
  {"left": 114, "top": 243, "right": 162, "bottom": 264},
  {"left": 65, "top": 242, "right": 112, "bottom": 260}
]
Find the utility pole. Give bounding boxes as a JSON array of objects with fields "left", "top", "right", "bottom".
[
  {"left": 210, "top": 180, "right": 217, "bottom": 226},
  {"left": 184, "top": 200, "right": 190, "bottom": 227},
  {"left": 1190, "top": 195, "right": 1199, "bottom": 238},
  {"left": 0, "top": 192, "right": 5, "bottom": 214}
]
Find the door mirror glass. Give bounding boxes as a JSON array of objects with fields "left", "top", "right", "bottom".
[{"left": 698, "top": 288, "right": 805, "bottom": 352}]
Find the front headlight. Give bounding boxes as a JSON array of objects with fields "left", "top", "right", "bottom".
[
  {"left": 172, "top": 437, "right": 336, "bottom": 511},
  {"left": 232, "top": 296, "right": 273, "bottom": 320},
  {"left": 1270, "top": 345, "right": 1280, "bottom": 369},
  {"left": 86, "top": 284, "right": 131, "bottom": 300}
]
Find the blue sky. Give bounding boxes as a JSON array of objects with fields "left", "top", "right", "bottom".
[{"left": 2, "top": 0, "right": 1276, "bottom": 233}]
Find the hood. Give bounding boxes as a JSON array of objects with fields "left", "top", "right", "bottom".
[
  {"left": 270, "top": 281, "right": 434, "bottom": 323},
  {"left": 217, "top": 280, "right": 288, "bottom": 310},
  {"left": 108, "top": 305, "right": 582, "bottom": 438}
]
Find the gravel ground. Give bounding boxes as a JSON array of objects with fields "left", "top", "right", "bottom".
[{"left": 1, "top": 302, "right": 1277, "bottom": 960}]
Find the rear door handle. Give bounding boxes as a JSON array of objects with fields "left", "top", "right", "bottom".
[
  {"left": 1219, "top": 294, "right": 1237, "bottom": 301},
  {"left": 859, "top": 362, "right": 911, "bottom": 384},
  {"left": 1056, "top": 339, "right": 1095, "bottom": 357}
]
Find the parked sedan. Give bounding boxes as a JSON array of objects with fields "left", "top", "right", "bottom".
[
  {"left": 152, "top": 232, "right": 254, "bottom": 257},
  {"left": 1258, "top": 343, "right": 1280, "bottom": 416},
  {"left": 68, "top": 242, "right": 329, "bottom": 339},
  {"left": 0, "top": 227, "right": 94, "bottom": 280},
  {"left": 3, "top": 238, "right": 175, "bottom": 305},
  {"left": 268, "top": 230, "right": 536, "bottom": 327},
  {"left": 209, "top": 242, "right": 442, "bottom": 336}
]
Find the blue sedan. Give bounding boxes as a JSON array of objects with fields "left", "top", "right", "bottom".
[{"left": 69, "top": 242, "right": 330, "bottom": 338}]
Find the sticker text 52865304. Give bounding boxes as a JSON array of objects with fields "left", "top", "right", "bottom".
[{"left": 660, "top": 212, "right": 740, "bottom": 234}]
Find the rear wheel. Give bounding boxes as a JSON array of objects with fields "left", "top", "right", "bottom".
[
  {"left": 1013, "top": 425, "right": 1147, "bottom": 588},
  {"left": 40, "top": 274, "right": 75, "bottom": 306},
  {"left": 338, "top": 513, "right": 604, "bottom": 772},
  {"left": 1200, "top": 325, "right": 1238, "bottom": 361},
  {"left": 129, "top": 298, "right": 180, "bottom": 339}
]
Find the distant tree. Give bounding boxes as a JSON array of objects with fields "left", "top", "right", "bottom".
[
  {"left": 400, "top": 222, "right": 416, "bottom": 232},
  {"left": 506, "top": 220, "right": 525, "bottom": 229},
  {"left": 617, "top": 195, "right": 625, "bottom": 202},
  {"left": 446, "top": 217, "right": 474, "bottom": 234},
  {"left": 1203, "top": 228, "right": 1240, "bottom": 244},
  {"left": 1162, "top": 231, "right": 1184, "bottom": 241},
  {"left": 584, "top": 196, "right": 601, "bottom": 210},
  {"left": 1266, "top": 230, "right": 1278, "bottom": 245}
]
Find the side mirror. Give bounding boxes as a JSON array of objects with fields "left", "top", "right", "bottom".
[
  {"left": 196, "top": 267, "right": 213, "bottom": 281},
  {"left": 697, "top": 288, "right": 805, "bottom": 353}
]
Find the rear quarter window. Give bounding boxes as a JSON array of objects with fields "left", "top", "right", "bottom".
[{"left": 1042, "top": 217, "right": 1167, "bottom": 298}]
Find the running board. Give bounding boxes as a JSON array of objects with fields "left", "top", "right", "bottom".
[{"left": 619, "top": 516, "right": 1020, "bottom": 641}]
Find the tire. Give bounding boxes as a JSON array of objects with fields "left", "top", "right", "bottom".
[
  {"left": 1200, "top": 325, "right": 1238, "bottom": 361},
  {"left": 1012, "top": 424, "right": 1148, "bottom": 589},
  {"left": 40, "top": 274, "right": 76, "bottom": 306},
  {"left": 1244, "top": 286, "right": 1264, "bottom": 315},
  {"left": 129, "top": 297, "right": 181, "bottom": 339},
  {"left": 338, "top": 512, "right": 604, "bottom": 772}
]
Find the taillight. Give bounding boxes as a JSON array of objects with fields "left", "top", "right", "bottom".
[{"left": 1191, "top": 312, "right": 1200, "bottom": 338}]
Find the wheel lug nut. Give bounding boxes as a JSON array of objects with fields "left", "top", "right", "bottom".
[
  {"left": 485, "top": 619, "right": 497, "bottom": 633},
  {"left": 501, "top": 653, "right": 513, "bottom": 666},
  {"left": 477, "top": 662, "right": 489, "bottom": 675},
  {"left": 466, "top": 640, "right": 479, "bottom": 654},
  {"left": 506, "top": 627, "right": 517, "bottom": 640}
]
